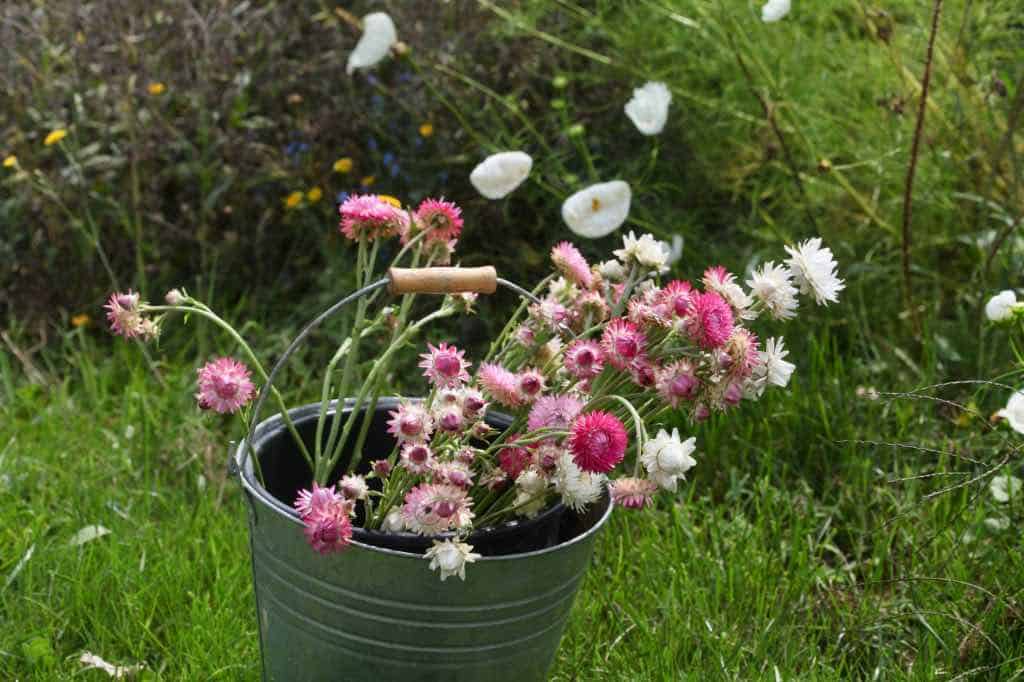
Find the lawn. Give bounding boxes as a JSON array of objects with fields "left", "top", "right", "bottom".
[{"left": 2, "top": 0, "right": 1023, "bottom": 680}]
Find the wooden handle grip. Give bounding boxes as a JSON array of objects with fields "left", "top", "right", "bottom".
[{"left": 388, "top": 266, "right": 497, "bottom": 295}]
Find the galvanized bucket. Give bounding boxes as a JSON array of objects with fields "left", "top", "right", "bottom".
[{"left": 229, "top": 268, "right": 615, "bottom": 681}]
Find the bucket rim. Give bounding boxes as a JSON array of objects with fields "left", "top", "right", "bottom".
[{"left": 234, "top": 399, "right": 614, "bottom": 562}]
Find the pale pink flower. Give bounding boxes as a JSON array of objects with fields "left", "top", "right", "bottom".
[
  {"left": 656, "top": 360, "right": 700, "bottom": 407},
  {"left": 371, "top": 459, "right": 392, "bottom": 478},
  {"left": 386, "top": 402, "right": 434, "bottom": 443},
  {"left": 724, "top": 329, "right": 761, "bottom": 378},
  {"left": 569, "top": 411, "right": 628, "bottom": 474},
  {"left": 435, "top": 403, "right": 465, "bottom": 433},
  {"left": 432, "top": 460, "right": 473, "bottom": 488},
  {"left": 419, "top": 342, "right": 470, "bottom": 388},
  {"left": 702, "top": 266, "right": 753, "bottom": 316},
  {"left": 686, "top": 291, "right": 734, "bottom": 349},
  {"left": 414, "top": 198, "right": 463, "bottom": 243},
  {"left": 303, "top": 511, "right": 353, "bottom": 554},
  {"left": 338, "top": 474, "right": 369, "bottom": 500},
  {"left": 609, "top": 477, "right": 658, "bottom": 509},
  {"left": 528, "top": 395, "right": 584, "bottom": 432},
  {"left": 456, "top": 447, "right": 478, "bottom": 465},
  {"left": 627, "top": 291, "right": 670, "bottom": 328},
  {"left": 478, "top": 362, "right": 522, "bottom": 407},
  {"left": 402, "top": 483, "right": 474, "bottom": 535},
  {"left": 514, "top": 324, "right": 536, "bottom": 348},
  {"left": 659, "top": 280, "right": 695, "bottom": 317},
  {"left": 517, "top": 368, "right": 546, "bottom": 403},
  {"left": 551, "top": 241, "right": 593, "bottom": 289},
  {"left": 528, "top": 298, "right": 570, "bottom": 333},
  {"left": 723, "top": 381, "right": 744, "bottom": 406},
  {"left": 459, "top": 388, "right": 487, "bottom": 419},
  {"left": 400, "top": 442, "right": 435, "bottom": 475},
  {"left": 105, "top": 290, "right": 155, "bottom": 339},
  {"left": 601, "top": 318, "right": 646, "bottom": 370},
  {"left": 339, "top": 194, "right": 405, "bottom": 240},
  {"left": 294, "top": 482, "right": 342, "bottom": 519},
  {"left": 564, "top": 340, "right": 605, "bottom": 380},
  {"left": 195, "top": 357, "right": 256, "bottom": 414}
]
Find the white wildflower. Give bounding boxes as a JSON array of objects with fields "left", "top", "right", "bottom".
[
  {"left": 990, "top": 475, "right": 1022, "bottom": 503},
  {"left": 747, "top": 262, "right": 799, "bottom": 320},
  {"left": 613, "top": 231, "right": 669, "bottom": 273},
  {"left": 624, "top": 81, "right": 672, "bottom": 136},
  {"left": 425, "top": 539, "right": 481, "bottom": 581},
  {"left": 761, "top": 0, "right": 791, "bottom": 22},
  {"left": 553, "top": 452, "right": 605, "bottom": 512},
  {"left": 548, "top": 277, "right": 579, "bottom": 301},
  {"left": 784, "top": 238, "right": 844, "bottom": 306},
  {"left": 514, "top": 469, "right": 549, "bottom": 518},
  {"left": 759, "top": 337, "right": 796, "bottom": 388},
  {"left": 561, "top": 180, "right": 632, "bottom": 238},
  {"left": 381, "top": 507, "right": 406, "bottom": 532},
  {"left": 985, "top": 290, "right": 1019, "bottom": 322},
  {"left": 346, "top": 13, "right": 398, "bottom": 75},
  {"left": 640, "top": 428, "right": 697, "bottom": 492},
  {"left": 470, "top": 151, "right": 533, "bottom": 199},
  {"left": 997, "top": 391, "right": 1024, "bottom": 434},
  {"left": 598, "top": 259, "right": 626, "bottom": 281}
]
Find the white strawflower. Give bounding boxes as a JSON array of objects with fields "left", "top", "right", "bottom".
[
  {"left": 381, "top": 507, "right": 405, "bottom": 532},
  {"left": 346, "top": 13, "right": 398, "bottom": 75},
  {"left": 598, "top": 259, "right": 626, "bottom": 281},
  {"left": 759, "top": 337, "right": 796, "bottom": 388},
  {"left": 641, "top": 428, "right": 697, "bottom": 492},
  {"left": 624, "top": 81, "right": 672, "bottom": 136},
  {"left": 990, "top": 475, "right": 1022, "bottom": 503},
  {"left": 548, "top": 277, "right": 579, "bottom": 301},
  {"left": 997, "top": 391, "right": 1024, "bottom": 434},
  {"left": 514, "top": 469, "right": 548, "bottom": 518},
  {"left": 470, "top": 151, "right": 533, "bottom": 199},
  {"left": 561, "top": 181, "right": 632, "bottom": 238},
  {"left": 761, "top": 0, "right": 791, "bottom": 22},
  {"left": 613, "top": 231, "right": 669, "bottom": 273},
  {"left": 746, "top": 262, "right": 799, "bottom": 320},
  {"left": 553, "top": 452, "right": 605, "bottom": 512},
  {"left": 784, "top": 238, "right": 845, "bottom": 306},
  {"left": 985, "top": 290, "right": 1018, "bottom": 322},
  {"left": 425, "top": 539, "right": 481, "bottom": 581}
]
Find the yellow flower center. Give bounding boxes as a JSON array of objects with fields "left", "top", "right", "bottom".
[{"left": 591, "top": 197, "right": 602, "bottom": 212}]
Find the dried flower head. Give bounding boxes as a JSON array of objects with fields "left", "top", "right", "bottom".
[{"left": 195, "top": 357, "right": 256, "bottom": 414}]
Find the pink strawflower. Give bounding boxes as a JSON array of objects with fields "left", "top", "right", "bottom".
[
  {"left": 386, "top": 402, "right": 434, "bottom": 443},
  {"left": 400, "top": 442, "right": 435, "bottom": 475},
  {"left": 303, "top": 511, "right": 353, "bottom": 554},
  {"left": 195, "top": 357, "right": 256, "bottom": 414},
  {"left": 432, "top": 461, "right": 474, "bottom": 488},
  {"left": 564, "top": 340, "right": 605, "bottom": 380},
  {"left": 478, "top": 363, "right": 522, "bottom": 407},
  {"left": 459, "top": 389, "right": 487, "bottom": 419},
  {"left": 569, "top": 411, "right": 628, "bottom": 474},
  {"left": 725, "top": 328, "right": 761, "bottom": 378},
  {"left": 456, "top": 447, "right": 477, "bottom": 465},
  {"left": 574, "top": 290, "right": 609, "bottom": 323},
  {"left": 528, "top": 298, "right": 570, "bottom": 333},
  {"left": 528, "top": 395, "right": 584, "bottom": 432},
  {"left": 339, "top": 194, "right": 405, "bottom": 240},
  {"left": 702, "top": 265, "right": 734, "bottom": 291},
  {"left": 402, "top": 483, "right": 474, "bottom": 535},
  {"left": 609, "top": 477, "right": 658, "bottom": 509},
  {"left": 514, "top": 325, "right": 536, "bottom": 348},
  {"left": 419, "top": 342, "right": 471, "bottom": 388},
  {"left": 659, "top": 280, "right": 694, "bottom": 317},
  {"left": 629, "top": 359, "right": 656, "bottom": 388},
  {"left": 627, "top": 295, "right": 669, "bottom": 329},
  {"left": 686, "top": 291, "right": 734, "bottom": 349},
  {"left": 294, "top": 482, "right": 342, "bottom": 519},
  {"left": 415, "top": 198, "right": 463, "bottom": 243},
  {"left": 600, "top": 318, "right": 646, "bottom": 370},
  {"left": 435, "top": 403, "right": 465, "bottom": 433},
  {"left": 551, "top": 241, "right": 593, "bottom": 289},
  {"left": 105, "top": 290, "right": 156, "bottom": 340},
  {"left": 517, "top": 368, "right": 546, "bottom": 403},
  {"left": 694, "top": 404, "right": 711, "bottom": 422},
  {"left": 338, "top": 474, "right": 368, "bottom": 500},
  {"left": 372, "top": 459, "right": 392, "bottom": 478},
  {"left": 498, "top": 437, "right": 533, "bottom": 480},
  {"left": 656, "top": 360, "right": 700, "bottom": 408}
]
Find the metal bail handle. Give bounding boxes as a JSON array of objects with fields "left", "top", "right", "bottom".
[{"left": 232, "top": 267, "right": 539, "bottom": 477}]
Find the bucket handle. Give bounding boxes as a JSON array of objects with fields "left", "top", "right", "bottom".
[{"left": 231, "top": 266, "right": 540, "bottom": 478}]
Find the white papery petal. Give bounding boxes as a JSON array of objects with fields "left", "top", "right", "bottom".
[
  {"left": 469, "top": 151, "right": 533, "bottom": 199},
  {"left": 761, "top": 0, "right": 791, "bottom": 22},
  {"left": 985, "top": 290, "right": 1017, "bottom": 322},
  {"left": 998, "top": 391, "right": 1024, "bottom": 434},
  {"left": 624, "top": 81, "right": 672, "bottom": 136},
  {"left": 346, "top": 13, "right": 398, "bottom": 75},
  {"left": 562, "top": 181, "right": 632, "bottom": 238},
  {"left": 990, "top": 475, "right": 1022, "bottom": 503}
]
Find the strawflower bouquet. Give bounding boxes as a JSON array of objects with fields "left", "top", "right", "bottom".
[{"left": 106, "top": 194, "right": 843, "bottom": 581}]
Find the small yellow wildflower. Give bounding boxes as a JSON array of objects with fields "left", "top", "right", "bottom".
[
  {"left": 306, "top": 187, "right": 323, "bottom": 203},
  {"left": 71, "top": 314, "right": 90, "bottom": 328},
  {"left": 333, "top": 157, "right": 353, "bottom": 174},
  {"left": 147, "top": 82, "right": 166, "bottom": 96},
  {"left": 360, "top": 175, "right": 376, "bottom": 187},
  {"left": 418, "top": 122, "right": 434, "bottom": 138},
  {"left": 2, "top": 155, "right": 16, "bottom": 168},
  {"left": 377, "top": 194, "right": 401, "bottom": 208},
  {"left": 284, "top": 191, "right": 303, "bottom": 209},
  {"left": 44, "top": 129, "right": 68, "bottom": 146}
]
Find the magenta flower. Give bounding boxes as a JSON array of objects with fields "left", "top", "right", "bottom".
[
  {"left": 569, "top": 411, "right": 628, "bottom": 474},
  {"left": 656, "top": 360, "right": 700, "bottom": 408},
  {"left": 609, "top": 477, "right": 658, "bottom": 509},
  {"left": 386, "top": 402, "right": 434, "bottom": 443},
  {"left": 551, "top": 241, "right": 593, "bottom": 289},
  {"left": 414, "top": 198, "right": 463, "bottom": 243},
  {"left": 686, "top": 291, "right": 734, "bottom": 349},
  {"left": 105, "top": 290, "right": 158, "bottom": 340},
  {"left": 195, "top": 357, "right": 256, "bottom": 414},
  {"left": 498, "top": 438, "right": 533, "bottom": 480},
  {"left": 419, "top": 342, "right": 470, "bottom": 389},
  {"left": 528, "top": 395, "right": 584, "bottom": 433},
  {"left": 478, "top": 362, "right": 522, "bottom": 407},
  {"left": 339, "top": 194, "right": 405, "bottom": 241},
  {"left": 294, "top": 482, "right": 343, "bottom": 519},
  {"left": 303, "top": 511, "right": 353, "bottom": 554},
  {"left": 564, "top": 340, "right": 605, "bottom": 380},
  {"left": 400, "top": 442, "right": 435, "bottom": 475},
  {"left": 659, "top": 280, "right": 695, "bottom": 317},
  {"left": 516, "top": 368, "right": 546, "bottom": 403},
  {"left": 629, "top": 359, "right": 656, "bottom": 388},
  {"left": 600, "top": 318, "right": 646, "bottom": 370},
  {"left": 402, "top": 483, "right": 474, "bottom": 535}
]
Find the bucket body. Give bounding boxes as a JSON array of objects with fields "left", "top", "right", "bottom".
[{"left": 235, "top": 400, "right": 613, "bottom": 682}]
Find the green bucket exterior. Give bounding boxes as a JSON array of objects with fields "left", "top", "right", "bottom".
[{"left": 234, "top": 401, "right": 614, "bottom": 682}]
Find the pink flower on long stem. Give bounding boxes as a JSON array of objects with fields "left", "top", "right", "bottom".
[
  {"left": 551, "top": 241, "right": 593, "bottom": 289},
  {"left": 294, "top": 482, "right": 343, "bottom": 519},
  {"left": 105, "top": 291, "right": 158, "bottom": 340},
  {"left": 528, "top": 395, "right": 583, "bottom": 432},
  {"left": 724, "top": 328, "right": 761, "bottom": 378},
  {"left": 569, "top": 411, "right": 628, "bottom": 474},
  {"left": 339, "top": 194, "right": 405, "bottom": 240},
  {"left": 600, "top": 318, "right": 646, "bottom": 370},
  {"left": 386, "top": 402, "right": 434, "bottom": 443},
  {"left": 656, "top": 360, "right": 700, "bottom": 408},
  {"left": 478, "top": 363, "right": 522, "bottom": 407},
  {"left": 516, "top": 368, "right": 546, "bottom": 403},
  {"left": 685, "top": 291, "right": 734, "bottom": 349},
  {"left": 304, "top": 512, "right": 353, "bottom": 554},
  {"left": 432, "top": 461, "right": 474, "bottom": 488},
  {"left": 419, "top": 342, "right": 470, "bottom": 388},
  {"left": 609, "top": 477, "right": 658, "bottom": 509},
  {"left": 195, "top": 357, "right": 256, "bottom": 414},
  {"left": 414, "top": 198, "right": 463, "bottom": 243},
  {"left": 564, "top": 340, "right": 605, "bottom": 380}
]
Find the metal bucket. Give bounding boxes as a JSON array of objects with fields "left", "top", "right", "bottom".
[{"left": 234, "top": 401, "right": 613, "bottom": 682}]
